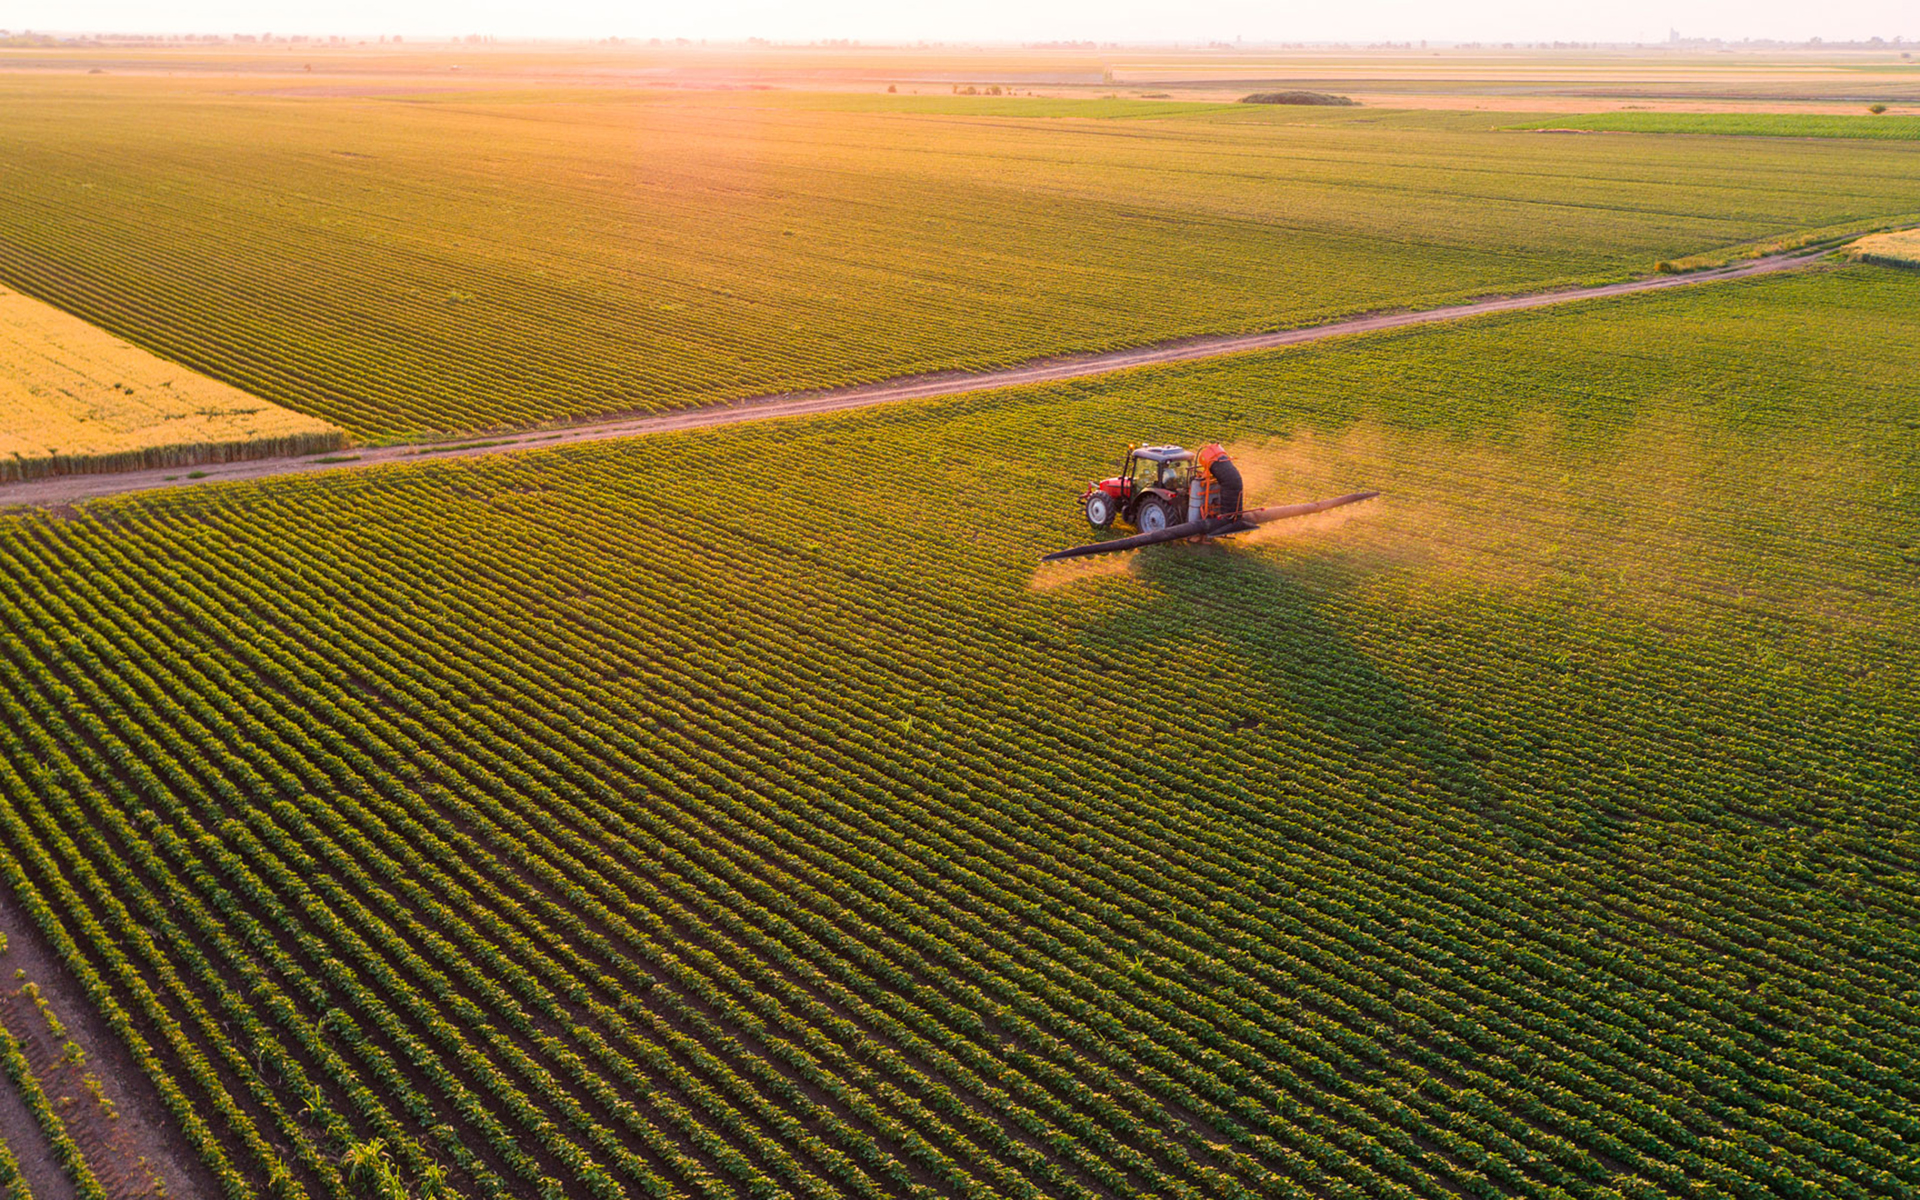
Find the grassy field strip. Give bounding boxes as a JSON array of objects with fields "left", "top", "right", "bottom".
[
  {"left": 0, "top": 241, "right": 1847, "bottom": 510},
  {"left": 1513, "top": 112, "right": 1920, "bottom": 139},
  {"left": 0, "top": 287, "right": 345, "bottom": 482}
]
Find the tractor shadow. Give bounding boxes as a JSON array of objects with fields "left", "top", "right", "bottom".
[{"left": 1063, "top": 540, "right": 1503, "bottom": 828}]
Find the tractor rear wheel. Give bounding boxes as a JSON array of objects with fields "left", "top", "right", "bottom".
[
  {"left": 1137, "top": 497, "right": 1173, "bottom": 533},
  {"left": 1084, "top": 492, "right": 1116, "bottom": 529}
]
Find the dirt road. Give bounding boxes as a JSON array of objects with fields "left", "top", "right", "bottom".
[{"left": 0, "top": 247, "right": 1833, "bottom": 510}]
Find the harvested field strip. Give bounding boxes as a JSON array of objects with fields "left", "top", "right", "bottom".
[
  {"left": 0, "top": 265, "right": 1910, "bottom": 1199},
  {"left": 0, "top": 288, "right": 345, "bottom": 482}
]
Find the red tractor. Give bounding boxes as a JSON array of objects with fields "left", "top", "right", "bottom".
[
  {"left": 1078, "top": 444, "right": 1243, "bottom": 533},
  {"left": 1049, "top": 442, "right": 1376, "bottom": 562}
]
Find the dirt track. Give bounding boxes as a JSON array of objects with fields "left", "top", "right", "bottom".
[{"left": 0, "top": 248, "right": 1833, "bottom": 509}]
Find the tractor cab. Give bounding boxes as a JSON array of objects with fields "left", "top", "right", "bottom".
[
  {"left": 1082, "top": 445, "right": 1195, "bottom": 532},
  {"left": 1130, "top": 446, "right": 1194, "bottom": 494}
]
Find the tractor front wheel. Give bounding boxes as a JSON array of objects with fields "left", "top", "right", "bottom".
[
  {"left": 1084, "top": 492, "right": 1116, "bottom": 529},
  {"left": 1137, "top": 497, "right": 1173, "bottom": 533}
]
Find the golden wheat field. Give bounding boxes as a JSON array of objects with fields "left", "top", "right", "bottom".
[
  {"left": 0, "top": 285, "right": 345, "bottom": 480},
  {"left": 1850, "top": 228, "right": 1920, "bottom": 267}
]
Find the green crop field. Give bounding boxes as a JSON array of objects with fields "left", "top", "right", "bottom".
[
  {"left": 0, "top": 260, "right": 1912, "bottom": 1199},
  {"left": 3, "top": 74, "right": 1920, "bottom": 438},
  {"left": 1515, "top": 112, "right": 1920, "bottom": 140}
]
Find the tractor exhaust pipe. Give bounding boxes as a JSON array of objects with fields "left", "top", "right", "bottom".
[{"left": 1041, "top": 490, "right": 1378, "bottom": 562}]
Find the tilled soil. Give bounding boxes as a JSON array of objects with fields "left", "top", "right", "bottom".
[{"left": 0, "top": 889, "right": 218, "bottom": 1199}]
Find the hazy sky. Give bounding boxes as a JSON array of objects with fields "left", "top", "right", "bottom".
[{"left": 11, "top": 0, "right": 1917, "bottom": 45}]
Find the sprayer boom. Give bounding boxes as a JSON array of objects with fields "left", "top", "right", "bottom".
[{"left": 1041, "top": 490, "right": 1378, "bottom": 561}]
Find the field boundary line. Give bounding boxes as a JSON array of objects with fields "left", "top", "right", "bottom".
[{"left": 0, "top": 247, "right": 1838, "bottom": 509}]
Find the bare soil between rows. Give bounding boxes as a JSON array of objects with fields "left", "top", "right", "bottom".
[
  {"left": 0, "top": 887, "right": 218, "bottom": 1198},
  {"left": 0, "top": 247, "right": 1836, "bottom": 512}
]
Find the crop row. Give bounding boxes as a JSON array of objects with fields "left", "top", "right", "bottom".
[{"left": 0, "top": 265, "right": 1910, "bottom": 1200}]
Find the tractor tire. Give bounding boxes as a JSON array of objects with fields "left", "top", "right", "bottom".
[
  {"left": 1137, "top": 497, "right": 1173, "bottom": 533},
  {"left": 1084, "top": 492, "right": 1116, "bottom": 529}
]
